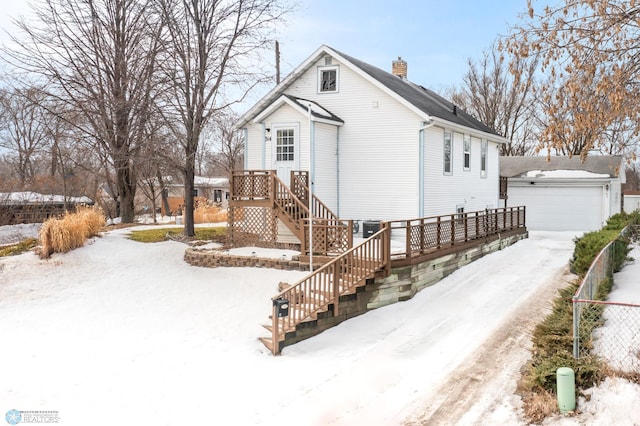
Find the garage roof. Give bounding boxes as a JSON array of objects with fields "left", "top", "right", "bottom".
[{"left": 500, "top": 156, "right": 624, "bottom": 179}]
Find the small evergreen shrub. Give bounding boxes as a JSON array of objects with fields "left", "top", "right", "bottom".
[{"left": 571, "top": 230, "right": 622, "bottom": 275}]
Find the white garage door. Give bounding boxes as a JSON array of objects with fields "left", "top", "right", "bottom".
[{"left": 507, "top": 185, "right": 603, "bottom": 231}]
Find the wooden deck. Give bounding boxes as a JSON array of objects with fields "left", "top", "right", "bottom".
[{"left": 228, "top": 170, "right": 527, "bottom": 355}]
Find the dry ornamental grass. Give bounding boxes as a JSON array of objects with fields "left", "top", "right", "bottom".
[
  {"left": 39, "top": 206, "right": 106, "bottom": 258},
  {"left": 193, "top": 202, "right": 227, "bottom": 224}
]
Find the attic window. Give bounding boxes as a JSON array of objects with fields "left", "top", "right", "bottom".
[{"left": 318, "top": 66, "right": 338, "bottom": 93}]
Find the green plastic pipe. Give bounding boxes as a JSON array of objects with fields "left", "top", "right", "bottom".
[{"left": 557, "top": 367, "right": 576, "bottom": 413}]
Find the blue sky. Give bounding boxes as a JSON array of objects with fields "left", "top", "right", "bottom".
[
  {"left": 276, "top": 0, "right": 530, "bottom": 90},
  {"left": 0, "top": 0, "right": 530, "bottom": 91}
]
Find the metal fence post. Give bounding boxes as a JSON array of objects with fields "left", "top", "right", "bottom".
[{"left": 572, "top": 295, "right": 580, "bottom": 358}]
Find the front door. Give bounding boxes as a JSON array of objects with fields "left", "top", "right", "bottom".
[{"left": 273, "top": 126, "right": 299, "bottom": 187}]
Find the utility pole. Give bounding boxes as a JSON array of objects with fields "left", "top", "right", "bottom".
[{"left": 275, "top": 40, "right": 281, "bottom": 85}]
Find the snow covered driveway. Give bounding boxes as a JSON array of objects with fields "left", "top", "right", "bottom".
[{"left": 0, "top": 228, "right": 577, "bottom": 425}]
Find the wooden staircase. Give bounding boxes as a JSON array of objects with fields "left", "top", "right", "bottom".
[
  {"left": 230, "top": 170, "right": 353, "bottom": 255},
  {"left": 260, "top": 225, "right": 391, "bottom": 355},
  {"left": 229, "top": 170, "right": 389, "bottom": 354}
]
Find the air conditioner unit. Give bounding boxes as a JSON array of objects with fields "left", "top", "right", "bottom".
[{"left": 362, "top": 220, "right": 381, "bottom": 238}]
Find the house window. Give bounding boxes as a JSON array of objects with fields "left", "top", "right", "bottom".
[
  {"left": 443, "top": 131, "right": 452, "bottom": 175},
  {"left": 480, "top": 139, "right": 488, "bottom": 178},
  {"left": 456, "top": 205, "right": 465, "bottom": 220},
  {"left": 463, "top": 135, "right": 471, "bottom": 171},
  {"left": 318, "top": 66, "right": 338, "bottom": 92},
  {"left": 276, "top": 129, "right": 295, "bottom": 161}
]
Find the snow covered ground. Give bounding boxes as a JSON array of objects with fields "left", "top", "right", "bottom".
[{"left": 1, "top": 224, "right": 639, "bottom": 425}]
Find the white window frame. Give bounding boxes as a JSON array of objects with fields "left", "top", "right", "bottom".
[
  {"left": 463, "top": 135, "right": 471, "bottom": 171},
  {"left": 317, "top": 65, "right": 339, "bottom": 93},
  {"left": 443, "top": 131, "right": 452, "bottom": 175},
  {"left": 480, "top": 139, "right": 488, "bottom": 178},
  {"left": 275, "top": 128, "right": 296, "bottom": 162}
]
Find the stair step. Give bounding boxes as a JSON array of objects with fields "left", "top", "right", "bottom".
[{"left": 259, "top": 337, "right": 275, "bottom": 353}]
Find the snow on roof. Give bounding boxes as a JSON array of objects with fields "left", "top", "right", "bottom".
[
  {"left": 193, "top": 176, "right": 228, "bottom": 187},
  {"left": 501, "top": 155, "right": 624, "bottom": 180},
  {"left": 522, "top": 170, "right": 611, "bottom": 179},
  {"left": 0, "top": 191, "right": 93, "bottom": 205}
]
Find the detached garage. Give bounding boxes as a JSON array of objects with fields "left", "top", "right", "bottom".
[{"left": 500, "top": 156, "right": 625, "bottom": 231}]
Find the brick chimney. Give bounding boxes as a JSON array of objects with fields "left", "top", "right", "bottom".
[{"left": 392, "top": 56, "right": 407, "bottom": 79}]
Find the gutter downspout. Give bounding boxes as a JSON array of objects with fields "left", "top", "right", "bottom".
[
  {"left": 261, "top": 123, "right": 267, "bottom": 169},
  {"left": 419, "top": 119, "right": 436, "bottom": 217},
  {"left": 243, "top": 128, "right": 249, "bottom": 170},
  {"left": 307, "top": 103, "right": 315, "bottom": 272},
  {"left": 336, "top": 126, "right": 340, "bottom": 217}
]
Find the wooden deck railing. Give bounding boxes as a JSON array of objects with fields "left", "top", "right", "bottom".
[
  {"left": 291, "top": 171, "right": 341, "bottom": 224},
  {"left": 267, "top": 224, "right": 391, "bottom": 354},
  {"left": 230, "top": 170, "right": 355, "bottom": 255},
  {"left": 273, "top": 173, "right": 310, "bottom": 226},
  {"left": 302, "top": 218, "right": 353, "bottom": 255},
  {"left": 387, "top": 206, "right": 526, "bottom": 261},
  {"left": 230, "top": 170, "right": 273, "bottom": 202}
]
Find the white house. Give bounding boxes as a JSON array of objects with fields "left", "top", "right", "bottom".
[
  {"left": 500, "top": 156, "right": 625, "bottom": 231},
  {"left": 623, "top": 190, "right": 640, "bottom": 213},
  {"left": 235, "top": 45, "right": 508, "bottom": 225}
]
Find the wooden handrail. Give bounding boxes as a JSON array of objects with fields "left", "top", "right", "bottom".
[
  {"left": 291, "top": 171, "right": 341, "bottom": 223},
  {"left": 269, "top": 224, "right": 390, "bottom": 354},
  {"left": 272, "top": 173, "right": 310, "bottom": 224},
  {"left": 388, "top": 206, "right": 526, "bottom": 260}
]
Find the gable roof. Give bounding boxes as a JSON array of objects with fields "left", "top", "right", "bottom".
[
  {"left": 335, "top": 49, "right": 499, "bottom": 136},
  {"left": 500, "top": 156, "right": 624, "bottom": 179},
  {"left": 236, "top": 45, "right": 505, "bottom": 141},
  {"left": 253, "top": 94, "right": 344, "bottom": 126}
]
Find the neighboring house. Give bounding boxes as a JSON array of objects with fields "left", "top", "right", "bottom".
[
  {"left": 0, "top": 192, "right": 94, "bottom": 225},
  {"left": 500, "top": 156, "right": 625, "bottom": 231},
  {"left": 162, "top": 176, "right": 230, "bottom": 215},
  {"left": 235, "top": 45, "right": 508, "bottom": 225},
  {"left": 623, "top": 190, "right": 640, "bottom": 213}
]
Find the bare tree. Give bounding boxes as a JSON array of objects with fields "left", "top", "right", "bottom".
[
  {"left": 445, "top": 47, "right": 540, "bottom": 156},
  {"left": 4, "top": 0, "right": 164, "bottom": 222},
  {"left": 206, "top": 112, "right": 244, "bottom": 175},
  {"left": 624, "top": 163, "right": 640, "bottom": 191},
  {"left": 158, "top": 0, "right": 290, "bottom": 236},
  {"left": 0, "top": 87, "right": 49, "bottom": 187},
  {"left": 503, "top": 0, "right": 640, "bottom": 160}
]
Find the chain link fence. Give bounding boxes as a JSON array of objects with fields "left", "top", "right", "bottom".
[{"left": 573, "top": 226, "right": 640, "bottom": 373}]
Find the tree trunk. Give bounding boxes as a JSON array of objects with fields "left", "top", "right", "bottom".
[
  {"left": 183, "top": 160, "right": 195, "bottom": 237},
  {"left": 116, "top": 158, "right": 136, "bottom": 223},
  {"left": 156, "top": 171, "right": 171, "bottom": 217}
]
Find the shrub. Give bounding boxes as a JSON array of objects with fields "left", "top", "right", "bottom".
[
  {"left": 571, "top": 230, "right": 622, "bottom": 275},
  {"left": 39, "top": 206, "right": 105, "bottom": 258},
  {"left": 0, "top": 238, "right": 38, "bottom": 257},
  {"left": 128, "top": 226, "right": 226, "bottom": 243},
  {"left": 193, "top": 204, "right": 227, "bottom": 224}
]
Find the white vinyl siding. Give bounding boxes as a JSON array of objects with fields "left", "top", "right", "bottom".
[
  {"left": 286, "top": 55, "right": 420, "bottom": 221},
  {"left": 245, "top": 53, "right": 502, "bottom": 222},
  {"left": 312, "top": 122, "right": 339, "bottom": 212},
  {"left": 423, "top": 127, "right": 499, "bottom": 216}
]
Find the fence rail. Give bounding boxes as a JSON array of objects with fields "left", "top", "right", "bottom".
[
  {"left": 572, "top": 226, "right": 640, "bottom": 373},
  {"left": 386, "top": 207, "right": 526, "bottom": 261}
]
